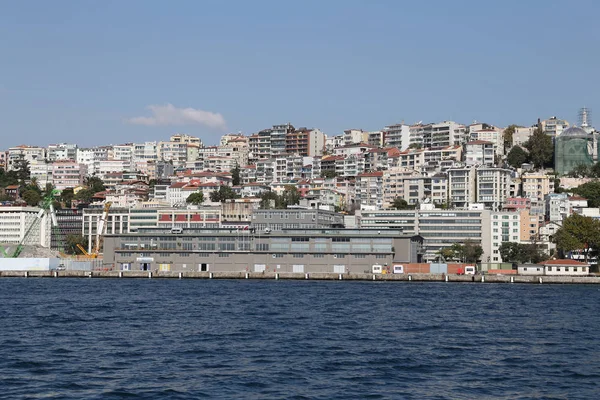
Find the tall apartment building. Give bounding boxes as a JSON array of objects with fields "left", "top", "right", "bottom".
[
  {"left": 343, "top": 129, "right": 368, "bottom": 146},
  {"left": 469, "top": 126, "right": 504, "bottom": 156},
  {"left": 521, "top": 172, "right": 554, "bottom": 202},
  {"left": 158, "top": 141, "right": 188, "bottom": 166},
  {"left": 431, "top": 121, "right": 467, "bottom": 148},
  {"left": 465, "top": 140, "right": 495, "bottom": 166},
  {"left": 170, "top": 133, "right": 202, "bottom": 147},
  {"left": 383, "top": 123, "right": 410, "bottom": 150},
  {"left": 541, "top": 116, "right": 569, "bottom": 138},
  {"left": 271, "top": 123, "right": 295, "bottom": 156},
  {"left": 51, "top": 160, "right": 88, "bottom": 190},
  {"left": 356, "top": 171, "right": 384, "bottom": 210},
  {"left": 285, "top": 128, "right": 325, "bottom": 157},
  {"left": 47, "top": 143, "right": 77, "bottom": 161},
  {"left": 7, "top": 145, "right": 46, "bottom": 171},
  {"left": 489, "top": 210, "right": 523, "bottom": 262},
  {"left": 476, "top": 167, "right": 512, "bottom": 210},
  {"left": 248, "top": 129, "right": 272, "bottom": 163},
  {"left": 112, "top": 144, "right": 134, "bottom": 163},
  {"left": 368, "top": 131, "right": 384, "bottom": 147},
  {"left": 447, "top": 167, "right": 477, "bottom": 208},
  {"left": 29, "top": 160, "right": 53, "bottom": 189}
]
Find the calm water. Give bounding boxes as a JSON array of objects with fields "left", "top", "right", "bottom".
[{"left": 0, "top": 279, "right": 599, "bottom": 399}]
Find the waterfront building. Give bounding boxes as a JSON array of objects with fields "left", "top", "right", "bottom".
[
  {"left": 251, "top": 208, "right": 344, "bottom": 231},
  {"left": 103, "top": 227, "right": 424, "bottom": 273},
  {"left": 489, "top": 210, "right": 523, "bottom": 262},
  {"left": 0, "top": 206, "right": 51, "bottom": 248}
]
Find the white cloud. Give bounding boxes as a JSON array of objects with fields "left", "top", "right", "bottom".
[{"left": 128, "top": 104, "right": 227, "bottom": 130}]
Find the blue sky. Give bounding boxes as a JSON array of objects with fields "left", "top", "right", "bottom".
[{"left": 1, "top": 0, "right": 598, "bottom": 148}]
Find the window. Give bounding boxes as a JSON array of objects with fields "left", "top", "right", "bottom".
[
  {"left": 375, "top": 254, "right": 387, "bottom": 259},
  {"left": 293, "top": 254, "right": 304, "bottom": 258},
  {"left": 547, "top": 267, "right": 552, "bottom": 271},
  {"left": 354, "top": 254, "right": 366, "bottom": 259},
  {"left": 218, "top": 253, "right": 229, "bottom": 258},
  {"left": 313, "top": 254, "right": 325, "bottom": 258}
]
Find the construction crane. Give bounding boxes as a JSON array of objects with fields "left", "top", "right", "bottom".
[
  {"left": 76, "top": 243, "right": 95, "bottom": 258},
  {"left": 92, "top": 201, "right": 112, "bottom": 257}
]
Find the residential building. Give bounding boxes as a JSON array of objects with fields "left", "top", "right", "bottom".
[
  {"left": 475, "top": 167, "right": 512, "bottom": 210},
  {"left": 521, "top": 172, "right": 554, "bottom": 202},
  {"left": 343, "top": 129, "right": 368, "bottom": 146},
  {"left": 383, "top": 123, "right": 410, "bottom": 150},
  {"left": 29, "top": 160, "right": 53, "bottom": 189},
  {"left": 7, "top": 145, "right": 46, "bottom": 171},
  {"left": 0, "top": 206, "right": 52, "bottom": 248},
  {"left": 545, "top": 193, "right": 570, "bottom": 222},
  {"left": 251, "top": 208, "right": 345, "bottom": 231},
  {"left": 47, "top": 143, "right": 78, "bottom": 161},
  {"left": 170, "top": 134, "right": 202, "bottom": 146},
  {"left": 465, "top": 140, "right": 495, "bottom": 166},
  {"left": 447, "top": 166, "right": 477, "bottom": 208},
  {"left": 356, "top": 171, "right": 384, "bottom": 210},
  {"left": 489, "top": 210, "right": 523, "bottom": 262},
  {"left": 51, "top": 160, "right": 88, "bottom": 190},
  {"left": 285, "top": 128, "right": 325, "bottom": 157},
  {"left": 542, "top": 116, "right": 569, "bottom": 138}
]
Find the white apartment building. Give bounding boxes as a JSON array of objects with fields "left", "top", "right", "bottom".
[
  {"left": 112, "top": 144, "right": 134, "bottom": 163},
  {"left": 29, "top": 160, "right": 52, "bottom": 189},
  {"left": 158, "top": 141, "right": 188, "bottom": 166},
  {"left": 383, "top": 123, "right": 411, "bottom": 150},
  {"left": 133, "top": 142, "right": 158, "bottom": 164},
  {"left": 7, "top": 145, "right": 46, "bottom": 171},
  {"left": 171, "top": 133, "right": 202, "bottom": 146},
  {"left": 343, "top": 129, "right": 368, "bottom": 146},
  {"left": 204, "top": 156, "right": 238, "bottom": 174},
  {"left": 325, "top": 135, "right": 344, "bottom": 153},
  {"left": 465, "top": 140, "right": 495, "bottom": 166},
  {"left": 512, "top": 127, "right": 536, "bottom": 147},
  {"left": 51, "top": 160, "right": 88, "bottom": 190},
  {"left": 545, "top": 193, "right": 570, "bottom": 222},
  {"left": 476, "top": 167, "right": 512, "bottom": 210},
  {"left": 383, "top": 167, "right": 419, "bottom": 208},
  {"left": 469, "top": 127, "right": 504, "bottom": 156},
  {"left": 248, "top": 129, "right": 272, "bottom": 163},
  {"left": 489, "top": 211, "right": 523, "bottom": 262},
  {"left": 94, "top": 160, "right": 132, "bottom": 180},
  {"left": 448, "top": 166, "right": 477, "bottom": 208},
  {"left": 542, "top": 116, "right": 569, "bottom": 138},
  {"left": 431, "top": 121, "right": 467, "bottom": 148},
  {"left": 356, "top": 171, "right": 384, "bottom": 210},
  {"left": 47, "top": 143, "right": 77, "bottom": 161},
  {"left": 367, "top": 131, "right": 384, "bottom": 148}
]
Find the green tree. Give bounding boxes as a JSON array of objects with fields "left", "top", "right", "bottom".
[
  {"left": 21, "top": 189, "right": 41, "bottom": 206},
  {"left": 85, "top": 176, "right": 105, "bottom": 193},
  {"left": 499, "top": 242, "right": 546, "bottom": 263},
  {"left": 524, "top": 121, "right": 554, "bottom": 169},
  {"left": 506, "top": 146, "right": 529, "bottom": 168},
  {"left": 281, "top": 185, "right": 300, "bottom": 208},
  {"left": 463, "top": 240, "right": 484, "bottom": 263},
  {"left": 499, "top": 242, "right": 522, "bottom": 263},
  {"left": 209, "top": 185, "right": 239, "bottom": 202},
  {"left": 320, "top": 170, "right": 337, "bottom": 179},
  {"left": 74, "top": 188, "right": 94, "bottom": 203},
  {"left": 186, "top": 192, "right": 204, "bottom": 205},
  {"left": 552, "top": 213, "right": 600, "bottom": 261},
  {"left": 408, "top": 143, "right": 422, "bottom": 150},
  {"left": 65, "top": 234, "right": 87, "bottom": 255},
  {"left": 60, "top": 188, "right": 75, "bottom": 207},
  {"left": 259, "top": 190, "right": 279, "bottom": 209},
  {"left": 573, "top": 181, "right": 600, "bottom": 207},
  {"left": 567, "top": 164, "right": 591, "bottom": 178},
  {"left": 231, "top": 165, "right": 241, "bottom": 186},
  {"left": 0, "top": 167, "right": 19, "bottom": 188},
  {"left": 503, "top": 124, "right": 518, "bottom": 152},
  {"left": 391, "top": 197, "right": 413, "bottom": 210}
]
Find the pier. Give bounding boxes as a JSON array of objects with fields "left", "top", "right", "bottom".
[{"left": 1, "top": 270, "right": 599, "bottom": 284}]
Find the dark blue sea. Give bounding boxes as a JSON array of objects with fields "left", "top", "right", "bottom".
[{"left": 0, "top": 279, "right": 599, "bottom": 399}]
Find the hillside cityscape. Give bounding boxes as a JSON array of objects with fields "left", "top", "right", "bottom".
[{"left": 1, "top": 108, "right": 599, "bottom": 265}]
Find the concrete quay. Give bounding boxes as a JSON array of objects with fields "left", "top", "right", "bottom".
[{"left": 1, "top": 270, "right": 600, "bottom": 284}]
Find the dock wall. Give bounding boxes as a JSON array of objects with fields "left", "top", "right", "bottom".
[{"left": 0, "top": 270, "right": 598, "bottom": 284}]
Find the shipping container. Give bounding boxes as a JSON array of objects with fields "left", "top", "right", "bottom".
[{"left": 403, "top": 263, "right": 430, "bottom": 274}]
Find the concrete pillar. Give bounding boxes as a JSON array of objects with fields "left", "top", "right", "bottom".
[
  {"left": 408, "top": 275, "right": 412, "bottom": 281},
  {"left": 245, "top": 272, "right": 249, "bottom": 279},
  {"left": 481, "top": 275, "right": 485, "bottom": 283},
  {"left": 275, "top": 273, "right": 279, "bottom": 280},
  {"left": 339, "top": 274, "right": 343, "bottom": 280},
  {"left": 179, "top": 272, "right": 183, "bottom": 279},
  {"left": 305, "top": 273, "right": 309, "bottom": 280},
  {"left": 119, "top": 271, "right": 123, "bottom": 278},
  {"left": 209, "top": 272, "right": 213, "bottom": 279},
  {"left": 148, "top": 272, "right": 152, "bottom": 279}
]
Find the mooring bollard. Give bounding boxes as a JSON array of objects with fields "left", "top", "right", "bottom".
[
  {"left": 510, "top": 276, "right": 514, "bottom": 283},
  {"left": 209, "top": 272, "right": 213, "bottom": 279},
  {"left": 148, "top": 272, "right": 152, "bottom": 279},
  {"left": 339, "top": 274, "right": 343, "bottom": 280},
  {"left": 445, "top": 275, "right": 449, "bottom": 282},
  {"left": 481, "top": 275, "right": 485, "bottom": 283},
  {"left": 245, "top": 272, "right": 249, "bottom": 279},
  {"left": 408, "top": 275, "right": 412, "bottom": 281},
  {"left": 54, "top": 271, "right": 58, "bottom": 278},
  {"left": 539, "top": 277, "right": 543, "bottom": 284},
  {"left": 119, "top": 271, "right": 123, "bottom": 278},
  {"left": 305, "top": 273, "right": 309, "bottom": 280},
  {"left": 24, "top": 271, "right": 28, "bottom": 278},
  {"left": 275, "top": 273, "right": 279, "bottom": 280},
  {"left": 372, "top": 274, "right": 376, "bottom": 281},
  {"left": 179, "top": 272, "right": 183, "bottom": 279},
  {"left": 88, "top": 271, "right": 92, "bottom": 278}
]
